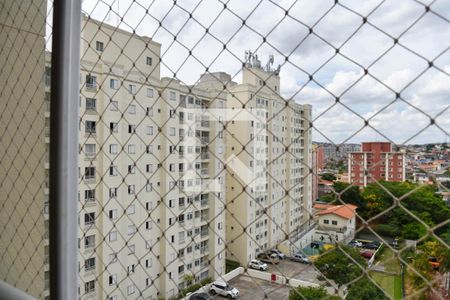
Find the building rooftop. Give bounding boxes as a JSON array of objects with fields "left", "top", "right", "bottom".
[{"left": 314, "top": 203, "right": 358, "bottom": 220}]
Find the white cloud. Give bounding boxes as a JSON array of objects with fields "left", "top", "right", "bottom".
[{"left": 78, "top": 0, "right": 450, "bottom": 144}]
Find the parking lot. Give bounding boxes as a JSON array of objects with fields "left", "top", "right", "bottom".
[
  {"left": 228, "top": 275, "right": 291, "bottom": 300},
  {"left": 266, "top": 259, "right": 322, "bottom": 284}
]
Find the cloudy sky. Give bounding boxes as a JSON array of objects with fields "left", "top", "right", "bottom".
[{"left": 78, "top": 0, "right": 450, "bottom": 145}]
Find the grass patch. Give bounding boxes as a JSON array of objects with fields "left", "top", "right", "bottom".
[
  {"left": 371, "top": 271, "right": 403, "bottom": 300},
  {"left": 378, "top": 247, "right": 401, "bottom": 273}
]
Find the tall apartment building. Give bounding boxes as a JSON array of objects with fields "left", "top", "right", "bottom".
[
  {"left": 43, "top": 17, "right": 226, "bottom": 300},
  {"left": 322, "top": 143, "right": 360, "bottom": 163},
  {"left": 348, "top": 142, "right": 406, "bottom": 187},
  {"left": 312, "top": 144, "right": 325, "bottom": 201},
  {"left": 197, "top": 61, "right": 313, "bottom": 264}
]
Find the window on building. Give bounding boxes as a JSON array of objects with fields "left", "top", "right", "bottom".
[
  {"left": 169, "top": 91, "right": 176, "bottom": 101},
  {"left": 109, "top": 165, "right": 118, "bottom": 176},
  {"left": 95, "top": 41, "right": 104, "bottom": 51},
  {"left": 85, "top": 257, "right": 96, "bottom": 271},
  {"left": 109, "top": 231, "right": 117, "bottom": 241},
  {"left": 128, "top": 225, "right": 136, "bottom": 235},
  {"left": 127, "top": 205, "right": 135, "bottom": 215},
  {"left": 84, "top": 235, "right": 95, "bottom": 249},
  {"left": 146, "top": 182, "right": 153, "bottom": 192},
  {"left": 146, "top": 56, "right": 152, "bottom": 65},
  {"left": 147, "top": 88, "right": 154, "bottom": 97},
  {"left": 128, "top": 144, "right": 136, "bottom": 154},
  {"left": 109, "top": 187, "right": 117, "bottom": 198},
  {"left": 84, "top": 189, "right": 95, "bottom": 202},
  {"left": 110, "top": 122, "right": 118, "bottom": 133},
  {"left": 85, "top": 280, "right": 95, "bottom": 294},
  {"left": 127, "top": 285, "right": 135, "bottom": 295},
  {"left": 146, "top": 126, "right": 153, "bottom": 135},
  {"left": 109, "top": 274, "right": 117, "bottom": 285},
  {"left": 85, "top": 75, "right": 97, "bottom": 88},
  {"left": 84, "top": 212, "right": 95, "bottom": 225},
  {"left": 84, "top": 144, "right": 96, "bottom": 157},
  {"left": 146, "top": 221, "right": 152, "bottom": 230},
  {"left": 128, "top": 104, "right": 136, "bottom": 114},
  {"left": 331, "top": 220, "right": 338, "bottom": 225},
  {"left": 110, "top": 101, "right": 119, "bottom": 111},
  {"left": 128, "top": 84, "right": 136, "bottom": 94},
  {"left": 146, "top": 258, "right": 152, "bottom": 268},
  {"left": 110, "top": 78, "right": 119, "bottom": 89},
  {"left": 85, "top": 120, "right": 96, "bottom": 133},
  {"left": 84, "top": 167, "right": 95, "bottom": 180},
  {"left": 323, "top": 219, "right": 329, "bottom": 224},
  {"left": 128, "top": 185, "right": 135, "bottom": 194},
  {"left": 109, "top": 209, "right": 117, "bottom": 220},
  {"left": 109, "top": 144, "right": 118, "bottom": 154},
  {"left": 86, "top": 98, "right": 96, "bottom": 111}
]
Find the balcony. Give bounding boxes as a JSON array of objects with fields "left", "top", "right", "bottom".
[
  {"left": 200, "top": 246, "right": 209, "bottom": 254},
  {"left": 201, "top": 169, "right": 209, "bottom": 176},
  {"left": 200, "top": 215, "right": 208, "bottom": 222},
  {"left": 200, "top": 199, "right": 208, "bottom": 207},
  {"left": 200, "top": 137, "right": 209, "bottom": 145},
  {"left": 200, "top": 152, "right": 209, "bottom": 160},
  {"left": 200, "top": 229, "right": 208, "bottom": 237}
]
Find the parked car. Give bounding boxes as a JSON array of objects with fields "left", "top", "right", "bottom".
[
  {"left": 290, "top": 253, "right": 311, "bottom": 264},
  {"left": 363, "top": 243, "right": 379, "bottom": 250},
  {"left": 257, "top": 252, "right": 280, "bottom": 264},
  {"left": 190, "top": 292, "right": 213, "bottom": 300},
  {"left": 349, "top": 240, "right": 363, "bottom": 247},
  {"left": 249, "top": 259, "right": 268, "bottom": 271},
  {"left": 209, "top": 280, "right": 239, "bottom": 298},
  {"left": 360, "top": 250, "right": 373, "bottom": 259},
  {"left": 270, "top": 249, "right": 286, "bottom": 259},
  {"left": 428, "top": 257, "right": 441, "bottom": 270},
  {"left": 310, "top": 241, "right": 321, "bottom": 248}
]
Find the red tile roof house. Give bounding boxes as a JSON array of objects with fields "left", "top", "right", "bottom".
[{"left": 313, "top": 204, "right": 358, "bottom": 244}]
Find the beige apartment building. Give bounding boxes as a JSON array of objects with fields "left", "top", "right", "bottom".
[
  {"left": 43, "top": 17, "right": 226, "bottom": 300},
  {"left": 197, "top": 62, "right": 312, "bottom": 264},
  {"left": 39, "top": 15, "right": 312, "bottom": 299}
]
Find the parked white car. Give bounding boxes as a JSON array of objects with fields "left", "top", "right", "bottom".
[
  {"left": 270, "top": 249, "right": 286, "bottom": 259},
  {"left": 248, "top": 259, "right": 268, "bottom": 271},
  {"left": 209, "top": 280, "right": 239, "bottom": 298}
]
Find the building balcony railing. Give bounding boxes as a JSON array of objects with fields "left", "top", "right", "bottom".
[
  {"left": 200, "top": 230, "right": 208, "bottom": 237},
  {"left": 200, "top": 199, "right": 208, "bottom": 207},
  {"left": 201, "top": 153, "right": 209, "bottom": 160}
]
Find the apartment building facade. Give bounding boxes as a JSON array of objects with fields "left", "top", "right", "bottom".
[
  {"left": 348, "top": 142, "right": 406, "bottom": 187},
  {"left": 43, "top": 17, "right": 226, "bottom": 300},
  {"left": 197, "top": 63, "right": 313, "bottom": 264}
]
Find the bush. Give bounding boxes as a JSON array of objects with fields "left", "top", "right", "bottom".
[
  {"left": 225, "top": 259, "right": 240, "bottom": 273},
  {"left": 178, "top": 277, "right": 212, "bottom": 298},
  {"left": 376, "top": 224, "right": 400, "bottom": 237}
]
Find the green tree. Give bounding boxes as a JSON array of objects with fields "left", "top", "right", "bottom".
[
  {"left": 321, "top": 173, "right": 336, "bottom": 181},
  {"left": 332, "top": 181, "right": 364, "bottom": 208},
  {"left": 314, "top": 246, "right": 365, "bottom": 286},
  {"left": 289, "top": 286, "right": 339, "bottom": 300},
  {"left": 346, "top": 278, "right": 389, "bottom": 300}
]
